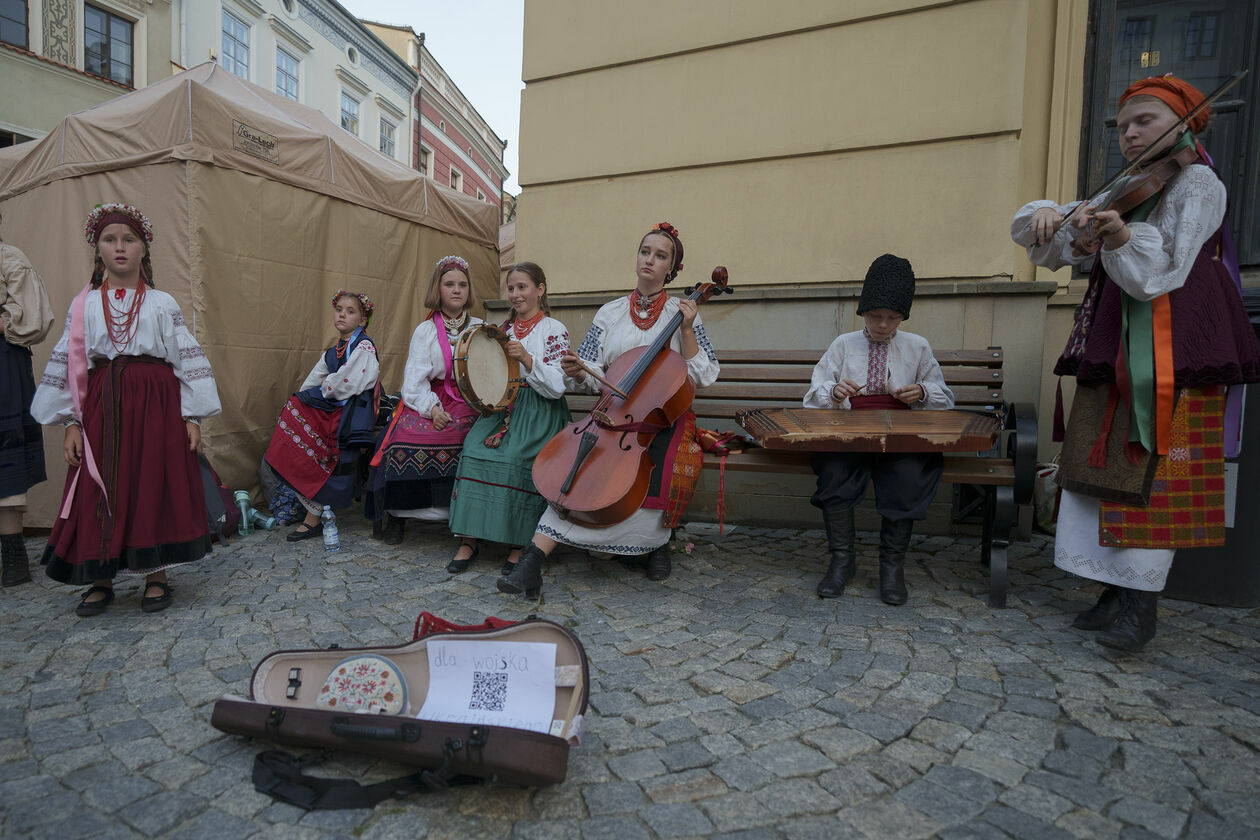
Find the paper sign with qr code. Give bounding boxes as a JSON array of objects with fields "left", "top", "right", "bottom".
[{"left": 416, "top": 640, "right": 558, "bottom": 734}]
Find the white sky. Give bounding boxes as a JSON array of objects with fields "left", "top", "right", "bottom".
[{"left": 342, "top": 0, "right": 525, "bottom": 194}]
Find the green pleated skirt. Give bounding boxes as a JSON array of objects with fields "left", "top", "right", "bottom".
[{"left": 448, "top": 387, "right": 571, "bottom": 546}]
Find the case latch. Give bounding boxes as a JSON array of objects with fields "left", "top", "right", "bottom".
[{"left": 286, "top": 668, "right": 302, "bottom": 699}]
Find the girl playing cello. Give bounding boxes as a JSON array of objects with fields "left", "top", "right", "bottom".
[{"left": 498, "top": 222, "right": 719, "bottom": 598}]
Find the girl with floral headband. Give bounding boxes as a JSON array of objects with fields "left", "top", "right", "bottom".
[
  {"left": 30, "top": 203, "right": 221, "bottom": 616},
  {"left": 498, "top": 222, "right": 720, "bottom": 599},
  {"left": 265, "top": 290, "right": 380, "bottom": 540},
  {"left": 367, "top": 255, "right": 482, "bottom": 542},
  {"left": 1013, "top": 74, "right": 1260, "bottom": 652},
  {"left": 446, "top": 261, "right": 572, "bottom": 575}
]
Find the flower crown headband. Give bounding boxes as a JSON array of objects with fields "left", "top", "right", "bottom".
[
  {"left": 332, "top": 289, "right": 374, "bottom": 320},
  {"left": 649, "top": 221, "right": 684, "bottom": 277},
  {"left": 84, "top": 203, "right": 154, "bottom": 246},
  {"left": 436, "top": 255, "right": 469, "bottom": 273}
]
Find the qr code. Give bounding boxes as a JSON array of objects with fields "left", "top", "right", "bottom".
[{"left": 469, "top": 671, "right": 508, "bottom": 712}]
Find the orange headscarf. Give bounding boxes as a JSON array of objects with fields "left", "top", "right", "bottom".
[{"left": 1118, "top": 74, "right": 1209, "bottom": 133}]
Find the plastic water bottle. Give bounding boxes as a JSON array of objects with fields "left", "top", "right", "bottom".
[
  {"left": 234, "top": 491, "right": 253, "bottom": 535},
  {"left": 248, "top": 508, "right": 278, "bottom": 531},
  {"left": 321, "top": 506, "right": 340, "bottom": 551}
]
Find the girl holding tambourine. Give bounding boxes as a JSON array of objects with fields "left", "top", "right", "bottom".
[
  {"left": 446, "top": 261, "right": 572, "bottom": 574},
  {"left": 367, "top": 256, "right": 482, "bottom": 544}
]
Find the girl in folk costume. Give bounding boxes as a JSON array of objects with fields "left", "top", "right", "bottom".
[
  {"left": 498, "top": 222, "right": 720, "bottom": 599},
  {"left": 31, "top": 204, "right": 221, "bottom": 615},
  {"left": 1012, "top": 75, "right": 1260, "bottom": 652},
  {"left": 368, "top": 256, "right": 483, "bottom": 543},
  {"left": 804, "top": 255, "right": 953, "bottom": 605},
  {"left": 265, "top": 291, "right": 380, "bottom": 541},
  {"left": 1, "top": 213, "right": 55, "bottom": 587},
  {"left": 446, "top": 262, "right": 572, "bottom": 574}
]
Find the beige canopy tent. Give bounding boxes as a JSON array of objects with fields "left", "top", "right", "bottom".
[{"left": 0, "top": 62, "right": 499, "bottom": 526}]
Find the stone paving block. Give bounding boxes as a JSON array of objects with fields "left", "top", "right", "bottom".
[
  {"left": 1107, "top": 795, "right": 1188, "bottom": 839},
  {"left": 640, "top": 802, "right": 714, "bottom": 837},
  {"left": 1118, "top": 741, "right": 1199, "bottom": 786},
  {"left": 657, "top": 740, "right": 717, "bottom": 772},
  {"left": 1060, "top": 725, "right": 1119, "bottom": 762},
  {"left": 712, "top": 754, "right": 777, "bottom": 792},
  {"left": 166, "top": 808, "right": 263, "bottom": 840},
  {"left": 751, "top": 777, "right": 841, "bottom": 818},
  {"left": 1182, "top": 810, "right": 1259, "bottom": 840},
  {"left": 952, "top": 748, "right": 1030, "bottom": 787},
  {"left": 699, "top": 732, "right": 745, "bottom": 759},
  {"left": 936, "top": 820, "right": 1015, "bottom": 840},
  {"left": 81, "top": 774, "right": 164, "bottom": 812},
  {"left": 800, "top": 726, "right": 880, "bottom": 762},
  {"left": 578, "top": 815, "right": 653, "bottom": 840},
  {"left": 747, "top": 741, "right": 833, "bottom": 778},
  {"left": 119, "top": 789, "right": 207, "bottom": 836},
  {"left": 640, "top": 768, "right": 728, "bottom": 803},
  {"left": 698, "top": 791, "right": 779, "bottom": 833},
  {"left": 648, "top": 716, "right": 702, "bottom": 744},
  {"left": 1054, "top": 808, "right": 1124, "bottom": 840},
  {"left": 841, "top": 796, "right": 941, "bottom": 840},
  {"left": 608, "top": 749, "right": 667, "bottom": 782},
  {"left": 1023, "top": 769, "right": 1120, "bottom": 812},
  {"left": 1041, "top": 749, "right": 1105, "bottom": 782},
  {"left": 582, "top": 781, "right": 646, "bottom": 815},
  {"left": 511, "top": 818, "right": 579, "bottom": 840},
  {"left": 895, "top": 777, "right": 988, "bottom": 824},
  {"left": 909, "top": 717, "right": 973, "bottom": 752},
  {"left": 997, "top": 783, "right": 1075, "bottom": 823},
  {"left": 982, "top": 804, "right": 1077, "bottom": 840}
]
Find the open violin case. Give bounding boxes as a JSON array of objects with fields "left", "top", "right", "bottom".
[{"left": 210, "top": 613, "right": 589, "bottom": 804}]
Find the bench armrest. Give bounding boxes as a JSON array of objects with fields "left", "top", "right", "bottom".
[{"left": 1002, "top": 401, "right": 1037, "bottom": 506}]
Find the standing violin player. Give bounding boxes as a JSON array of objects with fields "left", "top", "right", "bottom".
[
  {"left": 498, "top": 222, "right": 720, "bottom": 598},
  {"left": 1012, "top": 75, "right": 1260, "bottom": 652}
]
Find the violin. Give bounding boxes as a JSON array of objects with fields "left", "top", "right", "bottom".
[
  {"left": 532, "top": 267, "right": 733, "bottom": 528},
  {"left": 1058, "top": 69, "right": 1247, "bottom": 255}
]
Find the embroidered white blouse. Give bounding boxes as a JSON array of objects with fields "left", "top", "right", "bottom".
[
  {"left": 31, "top": 288, "right": 221, "bottom": 425},
  {"left": 298, "top": 336, "right": 380, "bottom": 401},
  {"left": 1010, "top": 163, "right": 1226, "bottom": 302},
  {"left": 508, "top": 315, "right": 570, "bottom": 400},
  {"left": 400, "top": 316, "right": 484, "bottom": 417},
  {"left": 803, "top": 330, "right": 953, "bottom": 410},
  {"left": 567, "top": 295, "right": 720, "bottom": 394}
]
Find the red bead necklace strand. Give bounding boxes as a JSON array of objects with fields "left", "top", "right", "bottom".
[
  {"left": 100, "top": 276, "right": 147, "bottom": 352},
  {"left": 629, "top": 289, "right": 669, "bottom": 330},
  {"left": 511, "top": 310, "right": 546, "bottom": 340}
]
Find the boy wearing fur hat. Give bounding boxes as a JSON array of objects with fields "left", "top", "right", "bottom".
[{"left": 803, "top": 254, "right": 953, "bottom": 604}]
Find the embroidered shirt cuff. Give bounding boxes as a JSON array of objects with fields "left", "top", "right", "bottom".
[{"left": 183, "top": 417, "right": 202, "bottom": 426}]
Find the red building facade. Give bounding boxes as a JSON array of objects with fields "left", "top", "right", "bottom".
[{"left": 362, "top": 22, "right": 508, "bottom": 213}]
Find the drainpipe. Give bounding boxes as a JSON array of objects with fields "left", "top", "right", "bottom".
[{"left": 414, "top": 32, "right": 425, "bottom": 172}]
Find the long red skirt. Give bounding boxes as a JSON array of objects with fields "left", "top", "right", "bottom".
[{"left": 42, "top": 356, "right": 211, "bottom": 584}]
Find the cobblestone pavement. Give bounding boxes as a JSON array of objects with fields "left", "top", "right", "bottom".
[{"left": 3, "top": 518, "right": 1260, "bottom": 839}]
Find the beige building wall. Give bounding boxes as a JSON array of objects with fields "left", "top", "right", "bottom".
[
  {"left": 517, "top": 0, "right": 1096, "bottom": 527},
  {"left": 0, "top": 0, "right": 174, "bottom": 140}
]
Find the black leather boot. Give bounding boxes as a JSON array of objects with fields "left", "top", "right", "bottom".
[
  {"left": 878, "top": 517, "right": 913, "bottom": 605},
  {"left": 817, "top": 506, "right": 856, "bottom": 599},
  {"left": 646, "top": 543, "right": 672, "bottom": 581},
  {"left": 380, "top": 515, "right": 404, "bottom": 545},
  {"left": 497, "top": 543, "right": 544, "bottom": 598},
  {"left": 1071, "top": 585, "right": 1122, "bottom": 631},
  {"left": 1097, "top": 588, "right": 1157, "bottom": 652},
  {"left": 1, "top": 534, "right": 32, "bottom": 588}
]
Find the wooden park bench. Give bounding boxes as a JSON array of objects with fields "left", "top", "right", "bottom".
[{"left": 566, "top": 347, "right": 1036, "bottom": 608}]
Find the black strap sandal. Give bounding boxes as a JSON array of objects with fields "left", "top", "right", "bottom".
[
  {"left": 286, "top": 522, "right": 324, "bottom": 542},
  {"left": 140, "top": 581, "right": 173, "bottom": 613},
  {"left": 446, "top": 541, "right": 480, "bottom": 574},
  {"left": 75, "top": 585, "right": 115, "bottom": 617}
]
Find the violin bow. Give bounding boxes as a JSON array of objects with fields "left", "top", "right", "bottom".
[{"left": 1056, "top": 69, "right": 1248, "bottom": 231}]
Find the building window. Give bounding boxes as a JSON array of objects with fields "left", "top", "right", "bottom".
[
  {"left": 1082, "top": 0, "right": 1259, "bottom": 263},
  {"left": 439, "top": 120, "right": 445, "bottom": 131},
  {"left": 476, "top": 189, "right": 485, "bottom": 201},
  {"left": 449, "top": 166, "right": 462, "bottom": 191},
  {"left": 379, "top": 117, "right": 396, "bottom": 158},
  {"left": 340, "top": 92, "right": 360, "bottom": 136},
  {"left": 221, "top": 10, "right": 250, "bottom": 79},
  {"left": 275, "top": 47, "right": 298, "bottom": 101},
  {"left": 419, "top": 146, "right": 431, "bottom": 177},
  {"left": 0, "top": 0, "right": 28, "bottom": 49},
  {"left": 84, "top": 4, "right": 133, "bottom": 87},
  {"left": 0, "top": 128, "right": 35, "bottom": 147}
]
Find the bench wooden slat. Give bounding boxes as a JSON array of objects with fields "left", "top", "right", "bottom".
[
  {"left": 565, "top": 395, "right": 1004, "bottom": 420},
  {"left": 717, "top": 348, "right": 1004, "bottom": 367},
  {"left": 717, "top": 364, "right": 1003, "bottom": 387},
  {"left": 696, "top": 449, "right": 1015, "bottom": 484}
]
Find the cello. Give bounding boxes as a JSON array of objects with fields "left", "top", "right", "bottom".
[{"left": 532, "top": 267, "right": 733, "bottom": 528}]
